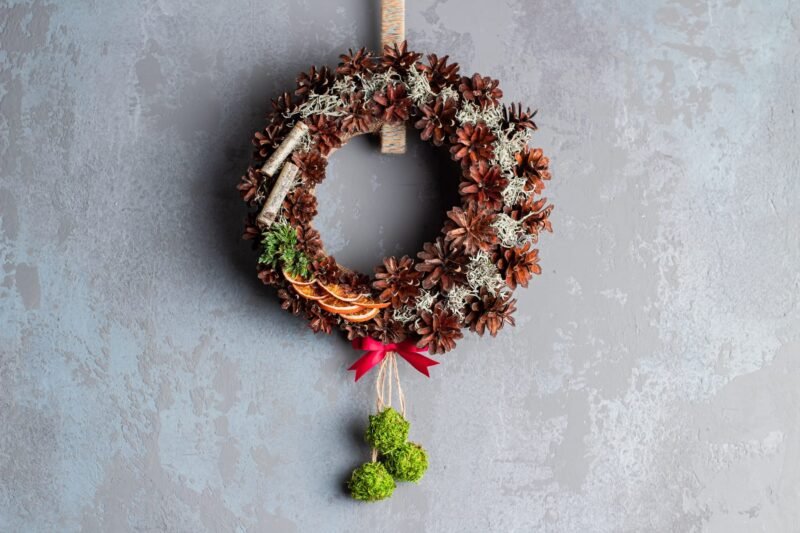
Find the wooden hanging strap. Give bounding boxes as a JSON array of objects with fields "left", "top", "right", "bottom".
[{"left": 380, "top": 0, "right": 406, "bottom": 154}]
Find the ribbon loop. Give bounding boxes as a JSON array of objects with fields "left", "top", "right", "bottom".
[{"left": 349, "top": 338, "right": 439, "bottom": 381}]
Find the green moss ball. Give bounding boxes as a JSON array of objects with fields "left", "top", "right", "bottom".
[
  {"left": 383, "top": 442, "right": 429, "bottom": 483},
  {"left": 364, "top": 407, "right": 409, "bottom": 454},
  {"left": 348, "top": 462, "right": 395, "bottom": 502}
]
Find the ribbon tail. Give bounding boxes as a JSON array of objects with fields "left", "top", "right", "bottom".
[
  {"left": 397, "top": 350, "right": 440, "bottom": 377},
  {"left": 347, "top": 350, "right": 386, "bottom": 382}
]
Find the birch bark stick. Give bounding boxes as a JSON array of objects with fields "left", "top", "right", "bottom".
[
  {"left": 380, "top": 0, "right": 406, "bottom": 154},
  {"left": 260, "top": 121, "right": 309, "bottom": 177},
  {"left": 256, "top": 162, "right": 299, "bottom": 229}
]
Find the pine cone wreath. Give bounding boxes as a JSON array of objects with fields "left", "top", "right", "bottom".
[
  {"left": 415, "top": 97, "right": 457, "bottom": 146},
  {"left": 502, "top": 103, "right": 538, "bottom": 132},
  {"left": 417, "top": 53, "right": 460, "bottom": 92},
  {"left": 307, "top": 114, "right": 343, "bottom": 156},
  {"left": 496, "top": 243, "right": 542, "bottom": 289},
  {"left": 416, "top": 303, "right": 463, "bottom": 354},
  {"left": 381, "top": 41, "right": 422, "bottom": 74},
  {"left": 282, "top": 189, "right": 318, "bottom": 225},
  {"left": 459, "top": 160, "right": 508, "bottom": 210},
  {"left": 295, "top": 65, "right": 335, "bottom": 97},
  {"left": 291, "top": 150, "right": 328, "bottom": 186},
  {"left": 337, "top": 47, "right": 376, "bottom": 76},
  {"left": 415, "top": 237, "right": 468, "bottom": 292},
  {"left": 371, "top": 82, "right": 412, "bottom": 123},
  {"left": 464, "top": 289, "right": 517, "bottom": 337},
  {"left": 458, "top": 74, "right": 503, "bottom": 109},
  {"left": 373, "top": 255, "right": 422, "bottom": 308},
  {"left": 514, "top": 147, "right": 551, "bottom": 194},
  {"left": 444, "top": 204, "right": 497, "bottom": 255},
  {"left": 237, "top": 167, "right": 262, "bottom": 205},
  {"left": 450, "top": 122, "right": 496, "bottom": 168}
]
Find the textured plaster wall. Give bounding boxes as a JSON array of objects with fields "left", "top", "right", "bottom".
[{"left": 1, "top": 0, "right": 799, "bottom": 531}]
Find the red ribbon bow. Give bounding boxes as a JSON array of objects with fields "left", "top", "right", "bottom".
[{"left": 348, "top": 338, "right": 439, "bottom": 381}]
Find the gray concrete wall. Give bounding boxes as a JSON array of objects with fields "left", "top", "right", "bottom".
[{"left": 1, "top": 0, "right": 798, "bottom": 531}]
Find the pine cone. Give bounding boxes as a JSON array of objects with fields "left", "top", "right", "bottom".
[
  {"left": 514, "top": 147, "right": 551, "bottom": 194},
  {"left": 371, "top": 82, "right": 411, "bottom": 123},
  {"left": 242, "top": 215, "right": 260, "bottom": 244},
  {"left": 415, "top": 97, "right": 457, "bottom": 146},
  {"left": 515, "top": 197, "right": 553, "bottom": 242},
  {"left": 369, "top": 309, "right": 408, "bottom": 344},
  {"left": 307, "top": 114, "right": 342, "bottom": 156},
  {"left": 292, "top": 150, "right": 327, "bottom": 186},
  {"left": 341, "top": 91, "right": 374, "bottom": 134},
  {"left": 450, "top": 122, "right": 496, "bottom": 168},
  {"left": 252, "top": 123, "right": 285, "bottom": 160},
  {"left": 282, "top": 189, "right": 317, "bottom": 225},
  {"left": 417, "top": 54, "right": 460, "bottom": 92},
  {"left": 295, "top": 65, "right": 334, "bottom": 97},
  {"left": 502, "top": 103, "right": 538, "bottom": 132},
  {"left": 464, "top": 289, "right": 516, "bottom": 337},
  {"left": 311, "top": 255, "right": 340, "bottom": 285},
  {"left": 344, "top": 321, "right": 371, "bottom": 341},
  {"left": 337, "top": 47, "right": 377, "bottom": 76},
  {"left": 278, "top": 286, "right": 303, "bottom": 315},
  {"left": 496, "top": 243, "right": 541, "bottom": 289},
  {"left": 381, "top": 41, "right": 421, "bottom": 74},
  {"left": 416, "top": 303, "right": 463, "bottom": 354},
  {"left": 269, "top": 92, "right": 302, "bottom": 126},
  {"left": 338, "top": 269, "right": 371, "bottom": 295},
  {"left": 458, "top": 74, "right": 502, "bottom": 109},
  {"left": 306, "top": 304, "right": 334, "bottom": 334},
  {"left": 257, "top": 265, "right": 280, "bottom": 286},
  {"left": 459, "top": 160, "right": 508, "bottom": 209},
  {"left": 415, "top": 237, "right": 468, "bottom": 292},
  {"left": 373, "top": 255, "right": 422, "bottom": 308},
  {"left": 295, "top": 226, "right": 323, "bottom": 256},
  {"left": 444, "top": 204, "right": 497, "bottom": 255},
  {"left": 237, "top": 167, "right": 262, "bottom": 205}
]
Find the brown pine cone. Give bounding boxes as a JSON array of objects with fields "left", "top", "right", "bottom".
[
  {"left": 295, "top": 226, "right": 323, "bottom": 256},
  {"left": 291, "top": 150, "right": 327, "bottom": 186},
  {"left": 311, "top": 255, "right": 340, "bottom": 285},
  {"left": 415, "top": 97, "right": 457, "bottom": 146},
  {"left": 371, "top": 82, "right": 411, "bottom": 123},
  {"left": 458, "top": 74, "right": 503, "bottom": 109},
  {"left": 306, "top": 304, "right": 334, "bottom": 334},
  {"left": 341, "top": 91, "right": 374, "bottom": 134},
  {"left": 502, "top": 103, "right": 538, "bottom": 132},
  {"left": 282, "top": 189, "right": 317, "bottom": 225},
  {"left": 514, "top": 147, "right": 551, "bottom": 194},
  {"left": 459, "top": 160, "right": 508, "bottom": 209},
  {"left": 450, "top": 122, "right": 496, "bottom": 168},
  {"left": 415, "top": 237, "right": 468, "bottom": 292},
  {"left": 496, "top": 243, "right": 541, "bottom": 289},
  {"left": 252, "top": 123, "right": 285, "bottom": 160},
  {"left": 516, "top": 197, "right": 554, "bottom": 242},
  {"left": 381, "top": 40, "right": 421, "bottom": 74},
  {"left": 237, "top": 167, "right": 262, "bottom": 205},
  {"left": 269, "top": 92, "right": 303, "bottom": 124},
  {"left": 344, "top": 321, "right": 371, "bottom": 341},
  {"left": 307, "top": 115, "right": 342, "bottom": 156},
  {"left": 242, "top": 214, "right": 260, "bottom": 244},
  {"left": 368, "top": 309, "right": 408, "bottom": 344},
  {"left": 373, "top": 255, "right": 422, "bottom": 308},
  {"left": 256, "top": 265, "right": 280, "bottom": 286},
  {"left": 337, "top": 47, "right": 376, "bottom": 76},
  {"left": 338, "top": 269, "right": 371, "bottom": 295},
  {"left": 416, "top": 303, "right": 463, "bottom": 354},
  {"left": 278, "top": 286, "right": 303, "bottom": 316},
  {"left": 444, "top": 204, "right": 497, "bottom": 255},
  {"left": 464, "top": 289, "right": 516, "bottom": 337},
  {"left": 295, "top": 65, "right": 334, "bottom": 97},
  {"left": 417, "top": 54, "right": 460, "bottom": 92}
]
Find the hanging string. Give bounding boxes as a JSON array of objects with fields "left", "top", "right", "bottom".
[{"left": 371, "top": 352, "right": 407, "bottom": 462}]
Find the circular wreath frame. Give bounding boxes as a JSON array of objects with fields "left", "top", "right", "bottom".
[{"left": 239, "top": 41, "right": 553, "bottom": 354}]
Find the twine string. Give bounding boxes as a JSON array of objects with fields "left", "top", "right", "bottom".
[{"left": 370, "top": 351, "right": 407, "bottom": 462}]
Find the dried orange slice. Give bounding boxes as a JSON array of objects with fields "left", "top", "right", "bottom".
[
  {"left": 317, "top": 281, "right": 364, "bottom": 303},
  {"left": 291, "top": 282, "right": 327, "bottom": 301},
  {"left": 341, "top": 307, "right": 381, "bottom": 323},
  {"left": 318, "top": 295, "right": 363, "bottom": 314},
  {"left": 353, "top": 295, "right": 391, "bottom": 309},
  {"left": 283, "top": 269, "right": 315, "bottom": 286}
]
